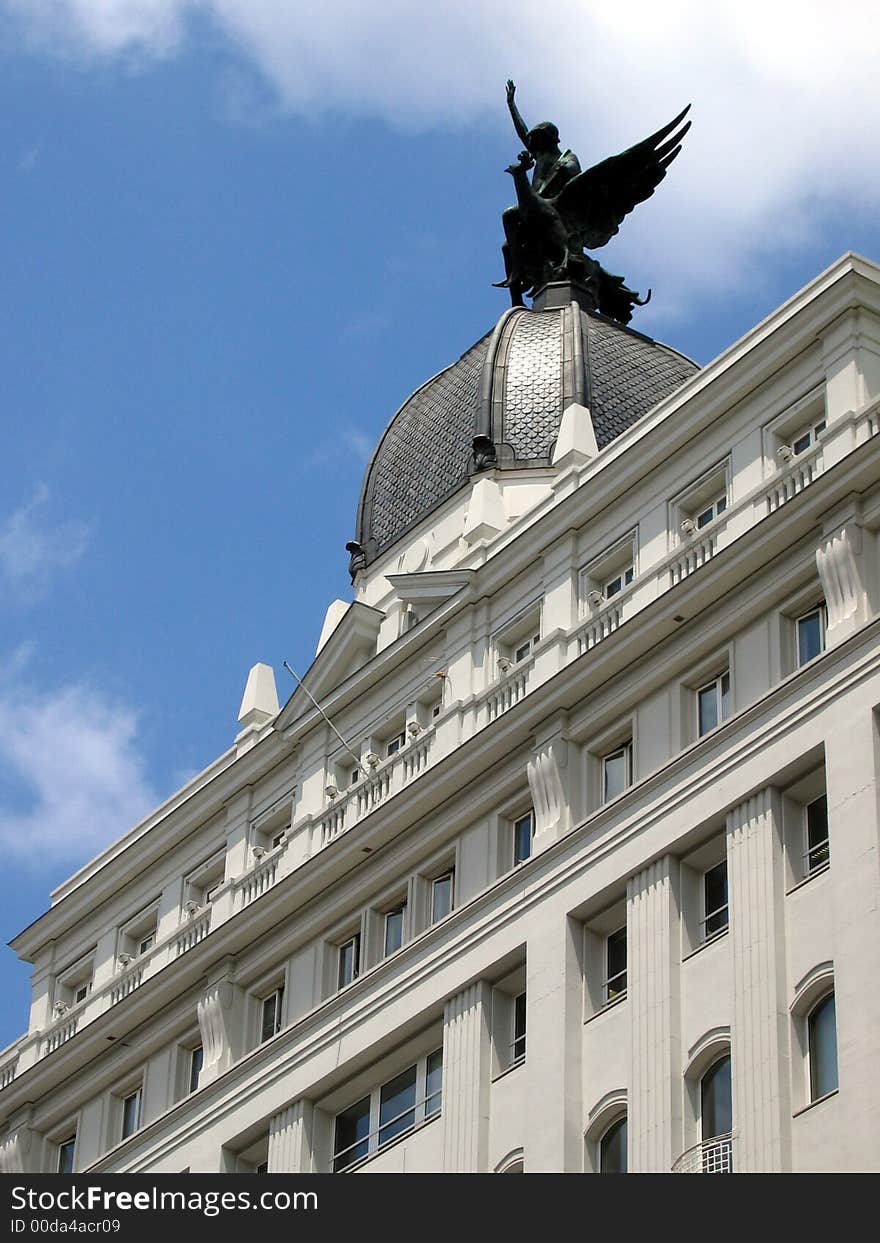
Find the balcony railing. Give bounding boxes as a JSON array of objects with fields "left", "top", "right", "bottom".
[
  {"left": 672, "top": 1132, "right": 734, "bottom": 1173},
  {"left": 317, "top": 728, "right": 436, "bottom": 847}
]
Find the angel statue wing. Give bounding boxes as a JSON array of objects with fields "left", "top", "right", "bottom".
[{"left": 554, "top": 105, "right": 691, "bottom": 251}]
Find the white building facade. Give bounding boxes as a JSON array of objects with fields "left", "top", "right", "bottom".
[{"left": 1, "top": 254, "right": 880, "bottom": 1174}]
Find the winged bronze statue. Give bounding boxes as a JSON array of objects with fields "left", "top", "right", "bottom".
[{"left": 496, "top": 81, "right": 691, "bottom": 322}]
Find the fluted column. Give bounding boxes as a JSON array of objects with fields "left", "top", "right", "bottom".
[
  {"left": 726, "top": 788, "right": 790, "bottom": 1172},
  {"left": 268, "top": 1100, "right": 314, "bottom": 1173},
  {"left": 441, "top": 981, "right": 492, "bottom": 1172},
  {"left": 627, "top": 856, "right": 682, "bottom": 1172}
]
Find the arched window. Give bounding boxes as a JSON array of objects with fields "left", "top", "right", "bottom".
[
  {"left": 599, "top": 1116, "right": 627, "bottom": 1173},
  {"left": 808, "top": 992, "right": 838, "bottom": 1101},
  {"left": 700, "top": 1054, "right": 732, "bottom": 1141}
]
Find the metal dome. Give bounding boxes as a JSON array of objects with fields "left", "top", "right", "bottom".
[{"left": 353, "top": 292, "right": 698, "bottom": 569}]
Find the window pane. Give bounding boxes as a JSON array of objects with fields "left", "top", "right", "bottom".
[
  {"left": 716, "top": 496, "right": 727, "bottom": 515},
  {"left": 603, "top": 746, "right": 629, "bottom": 801},
  {"left": 809, "top": 994, "right": 838, "bottom": 1100},
  {"left": 606, "top": 575, "right": 623, "bottom": 598},
  {"left": 379, "top": 1065, "right": 417, "bottom": 1147},
  {"left": 698, "top": 683, "right": 718, "bottom": 736},
  {"left": 806, "top": 795, "right": 829, "bottom": 871},
  {"left": 701, "top": 1055, "right": 732, "bottom": 1140},
  {"left": 425, "top": 1049, "right": 443, "bottom": 1117},
  {"left": 334, "top": 1096, "right": 370, "bottom": 1172},
  {"left": 384, "top": 906, "right": 405, "bottom": 956},
  {"left": 606, "top": 927, "right": 627, "bottom": 1002},
  {"left": 792, "top": 431, "right": 811, "bottom": 455},
  {"left": 57, "top": 1139, "right": 76, "bottom": 1175},
  {"left": 696, "top": 505, "right": 714, "bottom": 528},
  {"left": 338, "top": 936, "right": 359, "bottom": 989},
  {"left": 431, "top": 874, "right": 453, "bottom": 924},
  {"left": 720, "top": 671, "right": 731, "bottom": 720},
  {"left": 189, "top": 1045, "right": 204, "bottom": 1093},
  {"left": 599, "top": 1117, "right": 627, "bottom": 1173},
  {"left": 798, "top": 610, "right": 823, "bottom": 665},
  {"left": 514, "top": 814, "right": 533, "bottom": 865},
  {"left": 513, "top": 992, "right": 527, "bottom": 1062},
  {"left": 122, "top": 1090, "right": 141, "bottom": 1139},
  {"left": 261, "top": 991, "right": 281, "bottom": 1043},
  {"left": 704, "top": 861, "right": 728, "bottom": 937}
]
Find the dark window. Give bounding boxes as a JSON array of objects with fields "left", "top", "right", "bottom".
[
  {"left": 378, "top": 1065, "right": 417, "bottom": 1147},
  {"left": 383, "top": 904, "right": 406, "bottom": 956},
  {"left": 333, "top": 1096, "right": 370, "bottom": 1172},
  {"left": 698, "top": 672, "right": 730, "bottom": 737},
  {"left": 603, "top": 743, "right": 632, "bottom": 802},
  {"left": 797, "top": 607, "right": 825, "bottom": 666},
  {"left": 121, "top": 1089, "right": 141, "bottom": 1140},
  {"left": 57, "top": 1138, "right": 76, "bottom": 1175},
  {"left": 189, "top": 1045, "right": 204, "bottom": 1094},
  {"left": 806, "top": 795, "right": 830, "bottom": 872},
  {"left": 425, "top": 1049, "right": 443, "bottom": 1117},
  {"left": 599, "top": 1116, "right": 627, "bottom": 1173},
  {"left": 513, "top": 812, "right": 533, "bottom": 865},
  {"left": 255, "top": 1161, "right": 269, "bottom": 1174},
  {"left": 809, "top": 993, "right": 838, "bottom": 1101},
  {"left": 260, "top": 989, "right": 283, "bottom": 1043},
  {"left": 701, "top": 1055, "right": 732, "bottom": 1140},
  {"left": 703, "top": 860, "right": 729, "bottom": 938},
  {"left": 512, "top": 991, "right": 527, "bottom": 1063},
  {"left": 431, "top": 872, "right": 454, "bottom": 924},
  {"left": 338, "top": 934, "right": 360, "bottom": 989},
  {"left": 605, "top": 927, "right": 627, "bottom": 1003}
]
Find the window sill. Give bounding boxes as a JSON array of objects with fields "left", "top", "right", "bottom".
[
  {"left": 583, "top": 994, "right": 628, "bottom": 1026},
  {"left": 682, "top": 928, "right": 729, "bottom": 963},
  {"left": 492, "top": 1056, "right": 525, "bottom": 1084},
  {"left": 793, "top": 1089, "right": 838, "bottom": 1119},
  {"left": 786, "top": 862, "right": 830, "bottom": 897}
]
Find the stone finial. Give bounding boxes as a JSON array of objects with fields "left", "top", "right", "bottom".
[
  {"left": 317, "top": 600, "right": 350, "bottom": 654},
  {"left": 551, "top": 402, "right": 599, "bottom": 468},
  {"left": 237, "top": 663, "right": 279, "bottom": 731}
]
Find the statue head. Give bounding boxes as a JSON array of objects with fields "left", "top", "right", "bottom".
[{"left": 527, "top": 121, "right": 559, "bottom": 152}]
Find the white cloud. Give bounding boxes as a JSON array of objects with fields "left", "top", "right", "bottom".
[
  {"left": 0, "top": 484, "right": 92, "bottom": 604},
  {"left": 3, "top": 2, "right": 880, "bottom": 307},
  {"left": 0, "top": 663, "right": 157, "bottom": 868}
]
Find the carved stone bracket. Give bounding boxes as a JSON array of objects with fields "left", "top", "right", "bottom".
[
  {"left": 197, "top": 963, "right": 241, "bottom": 1085},
  {"left": 527, "top": 728, "right": 570, "bottom": 851},
  {"left": 0, "top": 1113, "right": 36, "bottom": 1174},
  {"left": 815, "top": 519, "right": 868, "bottom": 642}
]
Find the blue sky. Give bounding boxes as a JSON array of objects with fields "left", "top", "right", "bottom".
[{"left": 1, "top": 1, "right": 878, "bottom": 1048}]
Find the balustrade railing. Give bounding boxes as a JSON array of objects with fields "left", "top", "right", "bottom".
[{"left": 174, "top": 907, "right": 212, "bottom": 956}]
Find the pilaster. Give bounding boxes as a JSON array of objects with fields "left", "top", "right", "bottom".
[
  {"left": 726, "top": 788, "right": 790, "bottom": 1172},
  {"left": 524, "top": 913, "right": 583, "bottom": 1171},
  {"left": 627, "top": 856, "right": 682, "bottom": 1172},
  {"left": 268, "top": 1100, "right": 314, "bottom": 1172},
  {"left": 441, "top": 981, "right": 492, "bottom": 1172}
]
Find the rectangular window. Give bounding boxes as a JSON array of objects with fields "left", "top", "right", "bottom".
[
  {"left": 602, "top": 741, "right": 632, "bottom": 802},
  {"left": 605, "top": 926, "right": 627, "bottom": 1004},
  {"left": 512, "top": 992, "right": 527, "bottom": 1063},
  {"left": 74, "top": 984, "right": 89, "bottom": 1005},
  {"left": 383, "top": 903, "right": 406, "bottom": 957},
  {"left": 697, "top": 671, "right": 730, "bottom": 737},
  {"left": 260, "top": 988, "right": 283, "bottom": 1043},
  {"left": 797, "top": 606, "right": 826, "bottom": 666},
  {"left": 805, "top": 794, "right": 830, "bottom": 873},
  {"left": 57, "top": 1138, "right": 76, "bottom": 1175},
  {"left": 137, "top": 933, "right": 155, "bottom": 957},
  {"left": 792, "top": 420, "right": 825, "bottom": 456},
  {"left": 513, "top": 633, "right": 540, "bottom": 664},
  {"left": 378, "top": 1065, "right": 417, "bottom": 1147},
  {"left": 121, "top": 1088, "right": 141, "bottom": 1140},
  {"left": 702, "top": 861, "right": 729, "bottom": 939},
  {"left": 332, "top": 1049, "right": 443, "bottom": 1172},
  {"left": 605, "top": 566, "right": 634, "bottom": 599},
  {"left": 425, "top": 1048, "right": 443, "bottom": 1117},
  {"left": 430, "top": 871, "right": 454, "bottom": 924},
  {"left": 189, "top": 1045, "right": 204, "bottom": 1094},
  {"left": 385, "top": 733, "right": 405, "bottom": 758},
  {"left": 695, "top": 495, "right": 727, "bottom": 529},
  {"left": 333, "top": 1096, "right": 370, "bottom": 1173},
  {"left": 513, "top": 811, "right": 534, "bottom": 865},
  {"left": 338, "top": 934, "right": 361, "bottom": 989}
]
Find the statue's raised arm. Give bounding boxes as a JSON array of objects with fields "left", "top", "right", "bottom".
[{"left": 506, "top": 80, "right": 531, "bottom": 149}]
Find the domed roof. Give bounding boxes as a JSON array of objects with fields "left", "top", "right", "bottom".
[{"left": 353, "top": 293, "right": 698, "bottom": 568}]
